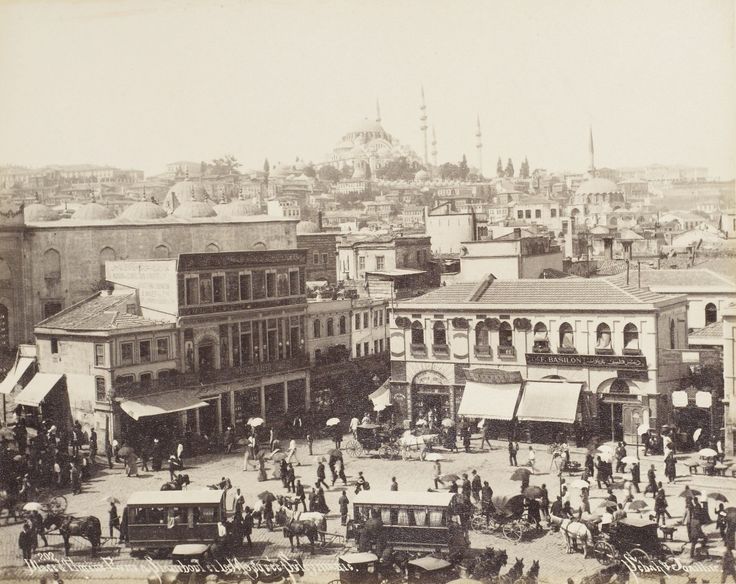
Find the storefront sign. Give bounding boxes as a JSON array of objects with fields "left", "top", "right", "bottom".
[
  {"left": 617, "top": 369, "right": 649, "bottom": 381},
  {"left": 525, "top": 353, "right": 647, "bottom": 370}
]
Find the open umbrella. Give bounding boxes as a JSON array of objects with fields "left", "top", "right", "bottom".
[
  {"left": 271, "top": 452, "right": 288, "bottom": 462},
  {"left": 248, "top": 417, "right": 264, "bottom": 427},
  {"left": 415, "top": 419, "right": 427, "bottom": 426},
  {"left": 679, "top": 488, "right": 702, "bottom": 498},
  {"left": 510, "top": 468, "right": 532, "bottom": 481},
  {"left": 102, "top": 496, "right": 121, "bottom": 505},
  {"left": 597, "top": 444, "right": 613, "bottom": 453},
  {"left": 570, "top": 479, "right": 590, "bottom": 489},
  {"left": 693, "top": 428, "right": 702, "bottom": 442},
  {"left": 621, "top": 456, "right": 640, "bottom": 464},
  {"left": 23, "top": 502, "right": 44, "bottom": 513},
  {"left": 523, "top": 486, "right": 544, "bottom": 499},
  {"left": 637, "top": 423, "right": 650, "bottom": 436},
  {"left": 628, "top": 500, "right": 649, "bottom": 512},
  {"left": 708, "top": 492, "right": 728, "bottom": 503},
  {"left": 424, "top": 453, "right": 444, "bottom": 462},
  {"left": 328, "top": 448, "right": 343, "bottom": 459},
  {"left": 699, "top": 448, "right": 718, "bottom": 458},
  {"left": 441, "top": 418, "right": 454, "bottom": 428},
  {"left": 117, "top": 445, "right": 135, "bottom": 458},
  {"left": 598, "top": 500, "right": 618, "bottom": 512},
  {"left": 441, "top": 473, "right": 460, "bottom": 482},
  {"left": 326, "top": 418, "right": 340, "bottom": 427},
  {"left": 258, "top": 491, "right": 276, "bottom": 502},
  {"left": 580, "top": 512, "right": 602, "bottom": 523}
]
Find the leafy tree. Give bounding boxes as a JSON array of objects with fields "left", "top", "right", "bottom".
[
  {"left": 439, "top": 162, "right": 461, "bottom": 180},
  {"left": 200, "top": 161, "right": 208, "bottom": 176},
  {"left": 505, "top": 158, "right": 515, "bottom": 177},
  {"left": 339, "top": 165, "right": 354, "bottom": 179},
  {"left": 318, "top": 165, "right": 340, "bottom": 183},
  {"left": 374, "top": 157, "right": 423, "bottom": 181},
  {"left": 209, "top": 155, "right": 241, "bottom": 177},
  {"left": 519, "top": 156, "right": 530, "bottom": 179},
  {"left": 459, "top": 154, "right": 469, "bottom": 180},
  {"left": 364, "top": 164, "right": 372, "bottom": 180},
  {"left": 302, "top": 164, "right": 316, "bottom": 178},
  {"left": 496, "top": 157, "right": 504, "bottom": 177},
  {"left": 263, "top": 158, "right": 270, "bottom": 174}
]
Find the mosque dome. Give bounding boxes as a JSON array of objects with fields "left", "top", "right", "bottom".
[
  {"left": 118, "top": 199, "right": 168, "bottom": 221},
  {"left": 169, "top": 179, "right": 208, "bottom": 204},
  {"left": 217, "top": 197, "right": 259, "bottom": 218},
  {"left": 575, "top": 177, "right": 621, "bottom": 196},
  {"left": 271, "top": 164, "right": 292, "bottom": 178},
  {"left": 414, "top": 169, "right": 429, "bottom": 182},
  {"left": 24, "top": 202, "right": 59, "bottom": 222},
  {"left": 172, "top": 200, "right": 217, "bottom": 219},
  {"left": 348, "top": 118, "right": 387, "bottom": 136},
  {"left": 72, "top": 201, "right": 115, "bottom": 221},
  {"left": 296, "top": 220, "right": 320, "bottom": 235}
]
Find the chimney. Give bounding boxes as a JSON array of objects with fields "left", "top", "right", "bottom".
[
  {"left": 317, "top": 211, "right": 323, "bottom": 231},
  {"left": 513, "top": 227, "right": 522, "bottom": 239},
  {"left": 468, "top": 273, "right": 496, "bottom": 301}
]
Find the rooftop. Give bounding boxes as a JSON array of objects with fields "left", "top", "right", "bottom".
[
  {"left": 606, "top": 268, "right": 736, "bottom": 291},
  {"left": 36, "top": 290, "right": 170, "bottom": 332},
  {"left": 400, "top": 278, "right": 684, "bottom": 309},
  {"left": 689, "top": 320, "right": 723, "bottom": 338}
]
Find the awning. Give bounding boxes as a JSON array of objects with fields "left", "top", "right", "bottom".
[
  {"left": 457, "top": 380, "right": 522, "bottom": 420},
  {"left": 369, "top": 381, "right": 391, "bottom": 412},
  {"left": 14, "top": 373, "right": 63, "bottom": 407},
  {"left": 119, "top": 391, "right": 209, "bottom": 421},
  {"left": 0, "top": 357, "right": 35, "bottom": 395},
  {"left": 516, "top": 381, "right": 583, "bottom": 424}
]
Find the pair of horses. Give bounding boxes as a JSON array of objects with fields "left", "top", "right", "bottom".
[
  {"left": 43, "top": 513, "right": 101, "bottom": 556},
  {"left": 549, "top": 515, "right": 593, "bottom": 557},
  {"left": 279, "top": 507, "right": 326, "bottom": 553}
]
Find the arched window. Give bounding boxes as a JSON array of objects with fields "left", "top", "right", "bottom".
[
  {"left": 433, "top": 321, "right": 447, "bottom": 346},
  {"left": 475, "top": 322, "right": 490, "bottom": 347},
  {"left": 533, "top": 322, "right": 550, "bottom": 353},
  {"left": 205, "top": 242, "right": 220, "bottom": 253},
  {"left": 43, "top": 249, "right": 61, "bottom": 279},
  {"left": 623, "top": 323, "right": 639, "bottom": 353},
  {"left": 339, "top": 316, "right": 347, "bottom": 335},
  {"left": 705, "top": 303, "right": 717, "bottom": 326},
  {"left": 411, "top": 320, "right": 424, "bottom": 345},
  {"left": 559, "top": 322, "right": 575, "bottom": 352},
  {"left": 154, "top": 244, "right": 170, "bottom": 259},
  {"left": 596, "top": 323, "right": 612, "bottom": 352},
  {"left": 326, "top": 318, "right": 334, "bottom": 337},
  {"left": 99, "top": 247, "right": 116, "bottom": 280},
  {"left": 499, "top": 322, "right": 513, "bottom": 347},
  {"left": 669, "top": 319, "right": 676, "bottom": 349},
  {"left": 313, "top": 319, "right": 321, "bottom": 339}
]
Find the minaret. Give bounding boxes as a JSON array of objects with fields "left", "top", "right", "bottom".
[
  {"left": 431, "top": 126, "right": 438, "bottom": 168},
  {"left": 376, "top": 98, "right": 381, "bottom": 124},
  {"left": 475, "top": 114, "right": 483, "bottom": 178},
  {"left": 588, "top": 125, "right": 596, "bottom": 176},
  {"left": 420, "top": 86, "right": 428, "bottom": 166}
]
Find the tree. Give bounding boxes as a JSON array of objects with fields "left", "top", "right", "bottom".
[
  {"left": 209, "top": 155, "right": 241, "bottom": 177},
  {"left": 519, "top": 156, "right": 530, "bottom": 179},
  {"left": 364, "top": 164, "right": 372, "bottom": 180},
  {"left": 200, "top": 161, "right": 208, "bottom": 177},
  {"left": 496, "top": 157, "right": 504, "bottom": 177},
  {"left": 374, "top": 157, "right": 423, "bottom": 181},
  {"left": 439, "top": 162, "right": 461, "bottom": 180},
  {"left": 318, "top": 165, "right": 340, "bottom": 183},
  {"left": 505, "top": 158, "right": 515, "bottom": 178},
  {"left": 302, "top": 164, "right": 316, "bottom": 178},
  {"left": 459, "top": 155, "right": 470, "bottom": 180},
  {"left": 263, "top": 158, "right": 270, "bottom": 174}
]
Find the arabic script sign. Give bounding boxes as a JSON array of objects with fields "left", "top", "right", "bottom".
[{"left": 525, "top": 353, "right": 647, "bottom": 370}]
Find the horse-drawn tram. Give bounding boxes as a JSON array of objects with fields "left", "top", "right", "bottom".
[
  {"left": 346, "top": 491, "right": 468, "bottom": 554},
  {"left": 125, "top": 490, "right": 226, "bottom": 554}
]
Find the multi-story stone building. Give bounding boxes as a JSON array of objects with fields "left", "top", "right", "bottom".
[{"left": 388, "top": 277, "right": 688, "bottom": 444}]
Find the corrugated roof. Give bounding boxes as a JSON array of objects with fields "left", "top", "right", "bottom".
[
  {"left": 402, "top": 279, "right": 679, "bottom": 307},
  {"left": 37, "top": 291, "right": 167, "bottom": 331}
]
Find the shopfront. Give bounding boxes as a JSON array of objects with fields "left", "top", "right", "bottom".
[
  {"left": 596, "top": 378, "right": 649, "bottom": 446},
  {"left": 410, "top": 370, "right": 452, "bottom": 423}
]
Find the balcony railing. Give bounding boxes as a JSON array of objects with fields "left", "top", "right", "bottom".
[
  {"left": 558, "top": 346, "right": 577, "bottom": 354},
  {"left": 432, "top": 344, "right": 450, "bottom": 357},
  {"left": 474, "top": 345, "right": 492, "bottom": 358},
  {"left": 595, "top": 347, "right": 615, "bottom": 355},
  {"left": 498, "top": 346, "right": 516, "bottom": 359},
  {"left": 410, "top": 343, "right": 428, "bottom": 357},
  {"left": 532, "top": 343, "right": 551, "bottom": 354}
]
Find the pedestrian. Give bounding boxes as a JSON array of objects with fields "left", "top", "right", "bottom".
[
  {"left": 350, "top": 417, "right": 359, "bottom": 439},
  {"left": 508, "top": 439, "right": 518, "bottom": 466},
  {"left": 286, "top": 438, "right": 300, "bottom": 466},
  {"left": 480, "top": 420, "right": 493, "bottom": 450},
  {"left": 550, "top": 496, "right": 563, "bottom": 522},
  {"left": 615, "top": 442, "right": 627, "bottom": 473},
  {"left": 595, "top": 455, "right": 605, "bottom": 489},
  {"left": 280, "top": 460, "right": 289, "bottom": 489},
  {"left": 168, "top": 456, "right": 178, "bottom": 481},
  {"left": 723, "top": 549, "right": 736, "bottom": 584},
  {"left": 29, "top": 510, "right": 48, "bottom": 548},
  {"left": 584, "top": 452, "right": 594, "bottom": 477},
  {"left": 390, "top": 477, "right": 398, "bottom": 491},
  {"left": 527, "top": 445, "right": 537, "bottom": 473},
  {"left": 306, "top": 432, "right": 313, "bottom": 456},
  {"left": 263, "top": 498, "right": 274, "bottom": 531},
  {"left": 339, "top": 490, "right": 350, "bottom": 526},
  {"left": 295, "top": 479, "right": 307, "bottom": 511},
  {"left": 463, "top": 429, "right": 471, "bottom": 453},
  {"left": 333, "top": 425, "right": 342, "bottom": 450},
  {"left": 645, "top": 464, "right": 657, "bottom": 497},
  {"left": 355, "top": 471, "right": 367, "bottom": 494},
  {"left": 242, "top": 507, "right": 254, "bottom": 548},
  {"left": 630, "top": 462, "right": 641, "bottom": 493},
  {"left": 433, "top": 460, "right": 444, "bottom": 489},
  {"left": 89, "top": 428, "right": 98, "bottom": 461},
  {"left": 520, "top": 472, "right": 530, "bottom": 494},
  {"left": 665, "top": 451, "right": 676, "bottom": 483},
  {"left": 527, "top": 497, "right": 542, "bottom": 530},
  {"left": 105, "top": 440, "right": 113, "bottom": 469},
  {"left": 688, "top": 510, "right": 707, "bottom": 558},
  {"left": 19, "top": 522, "right": 33, "bottom": 561},
  {"left": 329, "top": 455, "right": 338, "bottom": 485},
  {"left": 176, "top": 442, "right": 184, "bottom": 468},
  {"left": 286, "top": 463, "right": 296, "bottom": 493},
  {"left": 337, "top": 458, "right": 347, "bottom": 486},
  {"left": 126, "top": 453, "right": 138, "bottom": 477},
  {"left": 109, "top": 502, "right": 120, "bottom": 539},
  {"left": 53, "top": 460, "right": 62, "bottom": 487},
  {"left": 70, "top": 462, "right": 81, "bottom": 495},
  {"left": 481, "top": 481, "right": 494, "bottom": 524},
  {"left": 540, "top": 484, "right": 550, "bottom": 520},
  {"left": 223, "top": 426, "right": 234, "bottom": 454},
  {"left": 243, "top": 435, "right": 257, "bottom": 471},
  {"left": 471, "top": 470, "right": 481, "bottom": 503},
  {"left": 139, "top": 441, "right": 149, "bottom": 472},
  {"left": 316, "top": 459, "right": 329, "bottom": 490},
  {"left": 580, "top": 487, "right": 591, "bottom": 514},
  {"left": 315, "top": 484, "right": 329, "bottom": 514}
]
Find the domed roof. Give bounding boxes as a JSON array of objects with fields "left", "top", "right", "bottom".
[
  {"left": 169, "top": 179, "right": 208, "bottom": 203},
  {"left": 575, "top": 177, "right": 621, "bottom": 196},
  {"left": 296, "top": 220, "right": 320, "bottom": 234},
  {"left": 172, "top": 200, "right": 217, "bottom": 219},
  {"left": 72, "top": 201, "right": 115, "bottom": 221},
  {"left": 119, "top": 200, "right": 168, "bottom": 221},
  {"left": 24, "top": 202, "right": 59, "bottom": 222},
  {"left": 348, "top": 118, "right": 387, "bottom": 135},
  {"left": 414, "top": 170, "right": 429, "bottom": 182},
  {"left": 217, "top": 197, "right": 259, "bottom": 218},
  {"left": 271, "top": 164, "right": 293, "bottom": 178}
]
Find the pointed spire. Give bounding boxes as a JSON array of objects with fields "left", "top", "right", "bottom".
[
  {"left": 475, "top": 114, "right": 483, "bottom": 178},
  {"left": 431, "top": 126, "right": 438, "bottom": 168},
  {"left": 419, "top": 85, "right": 428, "bottom": 166},
  {"left": 588, "top": 125, "right": 595, "bottom": 175},
  {"left": 376, "top": 98, "right": 381, "bottom": 124}
]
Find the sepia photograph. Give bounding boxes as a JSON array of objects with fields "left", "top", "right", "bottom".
[{"left": 0, "top": 0, "right": 734, "bottom": 582}]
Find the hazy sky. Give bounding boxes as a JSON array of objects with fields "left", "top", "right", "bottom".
[{"left": 0, "top": 0, "right": 734, "bottom": 178}]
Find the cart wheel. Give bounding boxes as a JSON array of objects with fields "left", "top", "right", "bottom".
[
  {"left": 378, "top": 445, "right": 391, "bottom": 459},
  {"left": 502, "top": 521, "right": 524, "bottom": 542},
  {"left": 629, "top": 548, "right": 651, "bottom": 562},
  {"left": 658, "top": 543, "right": 673, "bottom": 558},
  {"left": 387, "top": 445, "right": 400, "bottom": 459},
  {"left": 345, "top": 441, "right": 360, "bottom": 457},
  {"left": 48, "top": 495, "right": 67, "bottom": 514},
  {"left": 470, "top": 515, "right": 486, "bottom": 532},
  {"left": 593, "top": 541, "right": 617, "bottom": 565}
]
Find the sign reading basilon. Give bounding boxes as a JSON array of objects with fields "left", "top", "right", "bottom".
[{"left": 525, "top": 353, "right": 647, "bottom": 370}]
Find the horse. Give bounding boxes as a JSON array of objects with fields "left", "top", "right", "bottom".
[
  {"left": 497, "top": 557, "right": 524, "bottom": 584},
  {"left": 207, "top": 477, "right": 232, "bottom": 490},
  {"left": 468, "top": 547, "right": 508, "bottom": 580},
  {"left": 277, "top": 507, "right": 326, "bottom": 542},
  {"left": 160, "top": 473, "right": 190, "bottom": 491},
  {"left": 0, "top": 490, "right": 20, "bottom": 523},
  {"left": 282, "top": 517, "right": 318, "bottom": 553},
  {"left": 549, "top": 516, "right": 592, "bottom": 557},
  {"left": 514, "top": 560, "right": 540, "bottom": 584},
  {"left": 44, "top": 513, "right": 101, "bottom": 556}
]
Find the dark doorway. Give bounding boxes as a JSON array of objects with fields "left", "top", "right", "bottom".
[
  {"left": 599, "top": 401, "right": 624, "bottom": 442},
  {"left": 198, "top": 344, "right": 215, "bottom": 372}
]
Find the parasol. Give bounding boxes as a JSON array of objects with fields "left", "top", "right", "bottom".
[
  {"left": 248, "top": 417, "right": 264, "bottom": 427},
  {"left": 570, "top": 479, "right": 590, "bottom": 489},
  {"left": 328, "top": 448, "right": 343, "bottom": 458},
  {"left": 679, "top": 488, "right": 701, "bottom": 498},
  {"left": 598, "top": 500, "right": 618, "bottom": 512},
  {"left": 693, "top": 428, "right": 702, "bottom": 442},
  {"left": 580, "top": 512, "right": 602, "bottom": 523},
  {"left": 441, "top": 473, "right": 460, "bottom": 482},
  {"left": 271, "top": 452, "right": 288, "bottom": 462},
  {"left": 708, "top": 492, "right": 728, "bottom": 503},
  {"left": 23, "top": 502, "right": 44, "bottom": 512},
  {"left": 628, "top": 500, "right": 649, "bottom": 512},
  {"left": 326, "top": 418, "right": 340, "bottom": 427},
  {"left": 424, "top": 453, "right": 444, "bottom": 462},
  {"left": 441, "top": 418, "right": 454, "bottom": 428},
  {"left": 510, "top": 468, "right": 532, "bottom": 481},
  {"left": 523, "top": 486, "right": 544, "bottom": 499},
  {"left": 698, "top": 448, "right": 718, "bottom": 458},
  {"left": 102, "top": 496, "right": 121, "bottom": 505},
  {"left": 117, "top": 445, "right": 135, "bottom": 458},
  {"left": 621, "top": 456, "right": 640, "bottom": 464},
  {"left": 258, "top": 491, "right": 276, "bottom": 502},
  {"left": 597, "top": 444, "right": 613, "bottom": 453},
  {"left": 415, "top": 419, "right": 427, "bottom": 426}
]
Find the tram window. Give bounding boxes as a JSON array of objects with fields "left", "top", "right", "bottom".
[
  {"left": 397, "top": 510, "right": 410, "bottom": 525},
  {"left": 168, "top": 507, "right": 187, "bottom": 525},
  {"left": 148, "top": 507, "right": 165, "bottom": 524},
  {"left": 428, "top": 510, "right": 445, "bottom": 527},
  {"left": 130, "top": 507, "right": 145, "bottom": 524},
  {"left": 414, "top": 508, "right": 427, "bottom": 526},
  {"left": 194, "top": 506, "right": 216, "bottom": 524}
]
